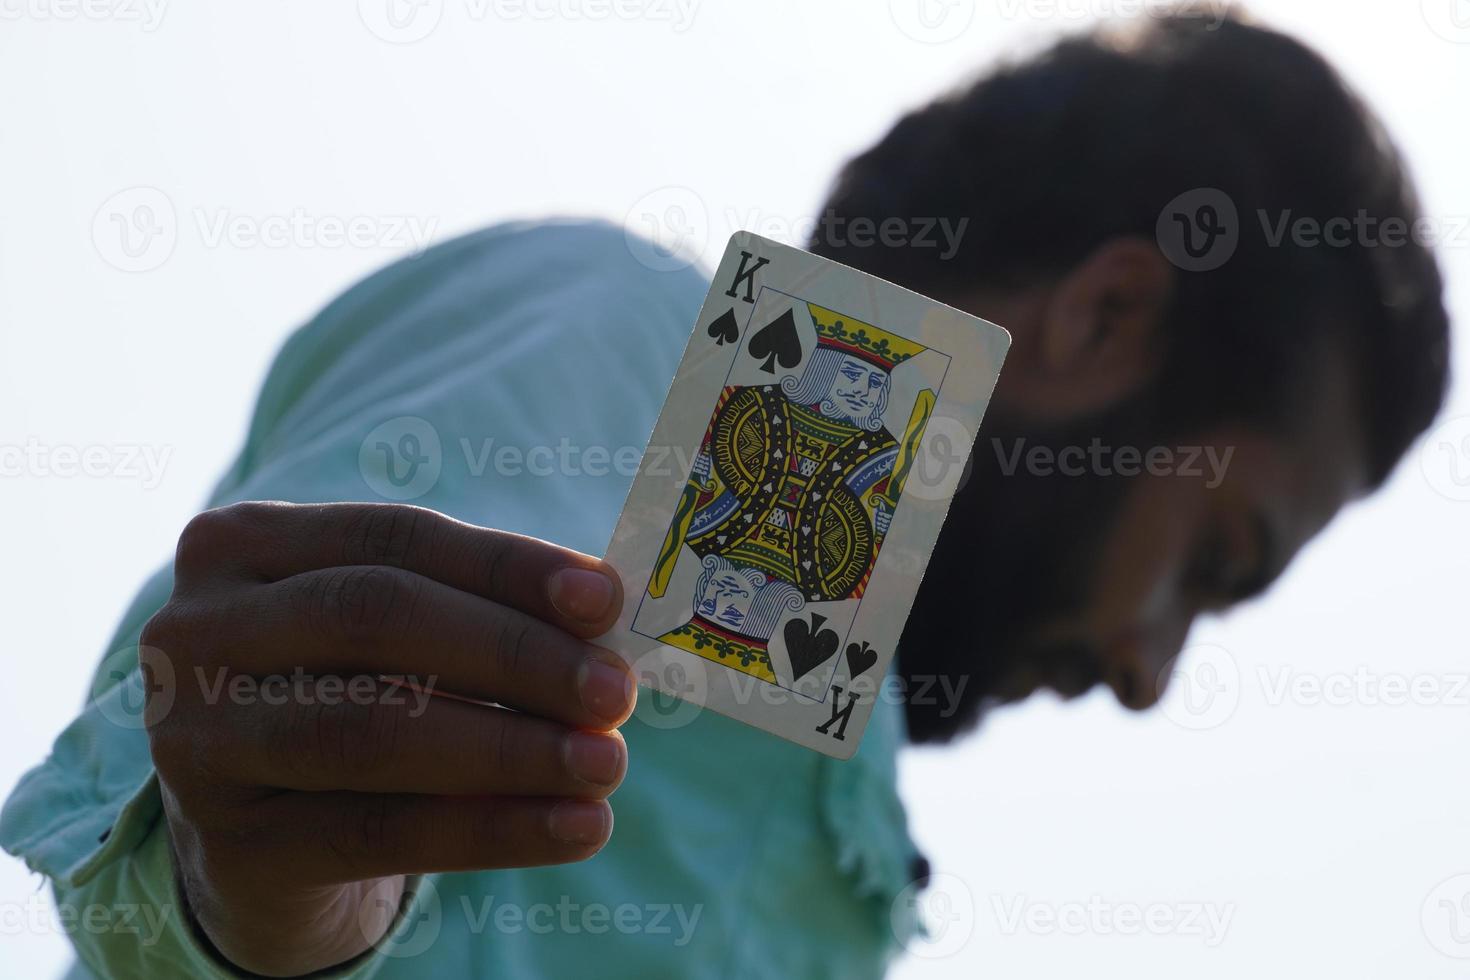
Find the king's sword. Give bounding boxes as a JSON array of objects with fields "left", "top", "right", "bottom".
[{"left": 876, "top": 388, "right": 937, "bottom": 510}]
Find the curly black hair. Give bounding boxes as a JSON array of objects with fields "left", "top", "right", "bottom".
[{"left": 811, "top": 8, "right": 1451, "bottom": 488}]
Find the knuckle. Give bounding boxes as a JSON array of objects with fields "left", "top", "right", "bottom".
[
  {"left": 468, "top": 802, "right": 509, "bottom": 854},
  {"left": 283, "top": 695, "right": 399, "bottom": 786},
  {"left": 147, "top": 702, "right": 221, "bottom": 798},
  {"left": 487, "top": 613, "right": 535, "bottom": 683},
  {"left": 285, "top": 698, "right": 345, "bottom": 780},
  {"left": 218, "top": 500, "right": 280, "bottom": 526},
  {"left": 340, "top": 699, "right": 403, "bottom": 782},
  {"left": 341, "top": 505, "right": 436, "bottom": 569},
  {"left": 174, "top": 508, "right": 239, "bottom": 572},
  {"left": 142, "top": 596, "right": 230, "bottom": 671},
  {"left": 354, "top": 793, "right": 396, "bottom": 856},
  {"left": 472, "top": 532, "right": 516, "bottom": 598},
  {"left": 147, "top": 723, "right": 190, "bottom": 782},
  {"left": 139, "top": 611, "right": 209, "bottom": 780},
  {"left": 301, "top": 565, "right": 418, "bottom": 641},
  {"left": 139, "top": 604, "right": 184, "bottom": 655},
  {"left": 321, "top": 793, "right": 394, "bottom": 878},
  {"left": 480, "top": 715, "right": 519, "bottom": 781},
  {"left": 173, "top": 502, "right": 278, "bottom": 578}
]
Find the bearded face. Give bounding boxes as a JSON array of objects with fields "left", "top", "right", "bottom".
[{"left": 823, "top": 354, "right": 890, "bottom": 425}]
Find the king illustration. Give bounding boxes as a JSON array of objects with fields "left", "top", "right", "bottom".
[{"left": 645, "top": 303, "right": 936, "bottom": 684}]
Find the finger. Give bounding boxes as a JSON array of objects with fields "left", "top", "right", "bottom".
[
  {"left": 262, "top": 792, "right": 615, "bottom": 887},
  {"left": 174, "top": 501, "right": 623, "bottom": 638},
  {"left": 214, "top": 676, "right": 627, "bottom": 798},
  {"left": 208, "top": 565, "right": 635, "bottom": 728}
]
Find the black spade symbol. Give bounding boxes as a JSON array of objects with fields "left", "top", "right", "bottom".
[
  {"left": 747, "top": 308, "right": 802, "bottom": 374},
  {"left": 706, "top": 308, "right": 739, "bottom": 346}
]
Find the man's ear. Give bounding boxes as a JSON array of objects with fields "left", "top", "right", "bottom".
[{"left": 989, "top": 237, "right": 1174, "bottom": 420}]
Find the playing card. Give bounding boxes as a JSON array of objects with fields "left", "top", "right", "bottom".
[{"left": 602, "top": 232, "right": 1009, "bottom": 758}]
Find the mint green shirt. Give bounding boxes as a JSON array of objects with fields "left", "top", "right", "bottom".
[{"left": 2, "top": 221, "right": 921, "bottom": 979}]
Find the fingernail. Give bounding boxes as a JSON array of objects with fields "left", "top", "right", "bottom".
[
  {"left": 548, "top": 567, "right": 617, "bottom": 624},
  {"left": 578, "top": 659, "right": 635, "bottom": 723},
  {"left": 548, "top": 800, "right": 611, "bottom": 846},
  {"left": 564, "top": 731, "right": 624, "bottom": 787}
]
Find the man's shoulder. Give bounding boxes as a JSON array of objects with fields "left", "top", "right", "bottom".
[
  {"left": 306, "top": 217, "right": 710, "bottom": 348},
  {"left": 229, "top": 219, "right": 709, "bottom": 494}
]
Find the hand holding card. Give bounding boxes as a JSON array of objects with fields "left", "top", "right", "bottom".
[{"left": 603, "top": 233, "right": 1009, "bottom": 758}]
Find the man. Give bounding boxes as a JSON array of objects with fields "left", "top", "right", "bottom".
[{"left": 1, "top": 10, "right": 1449, "bottom": 979}]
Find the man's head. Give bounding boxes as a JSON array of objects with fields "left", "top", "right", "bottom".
[
  {"left": 825, "top": 353, "right": 890, "bottom": 425},
  {"left": 782, "top": 345, "right": 894, "bottom": 429},
  {"left": 809, "top": 9, "right": 1451, "bottom": 741}
]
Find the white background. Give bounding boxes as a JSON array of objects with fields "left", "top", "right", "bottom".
[{"left": 2, "top": 1, "right": 1468, "bottom": 976}]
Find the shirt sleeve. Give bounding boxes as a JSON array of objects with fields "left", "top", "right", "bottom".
[
  {"left": 2, "top": 218, "right": 707, "bottom": 979},
  {"left": 0, "top": 539, "right": 442, "bottom": 978},
  {"left": 0, "top": 374, "right": 433, "bottom": 979}
]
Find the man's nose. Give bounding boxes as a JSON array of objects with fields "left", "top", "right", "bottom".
[
  {"left": 1107, "top": 615, "right": 1195, "bottom": 711},
  {"left": 1138, "top": 615, "right": 1198, "bottom": 710}
]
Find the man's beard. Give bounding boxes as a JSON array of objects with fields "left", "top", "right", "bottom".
[{"left": 897, "top": 399, "right": 1154, "bottom": 744}]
